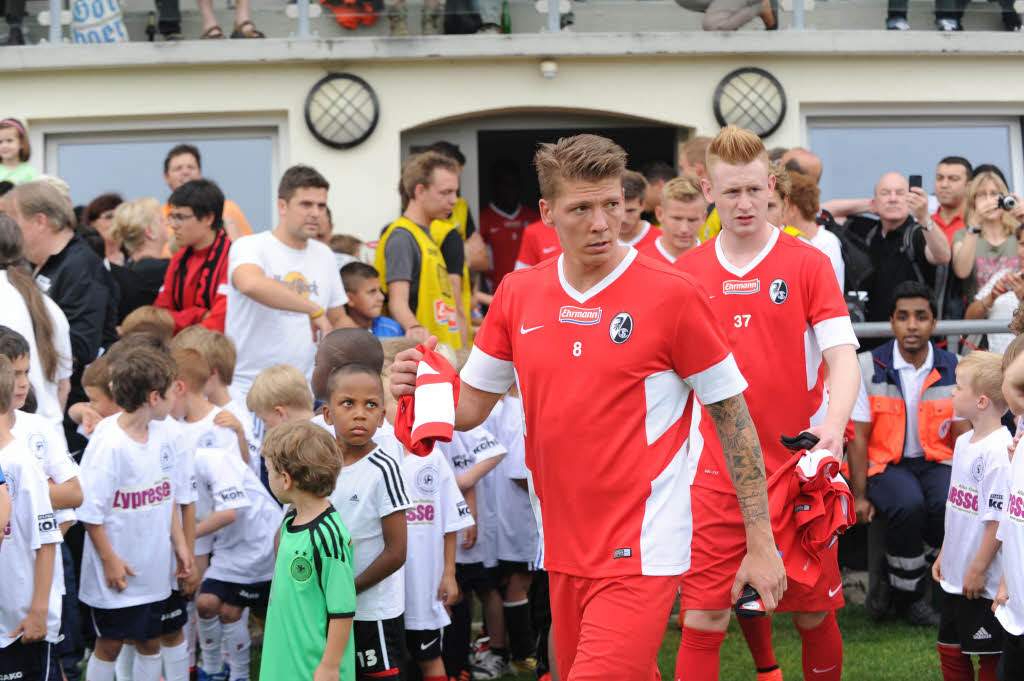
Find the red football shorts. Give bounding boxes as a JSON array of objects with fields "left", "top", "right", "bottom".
[
  {"left": 679, "top": 486, "right": 844, "bottom": 614},
  {"left": 548, "top": 571, "right": 677, "bottom": 681}
]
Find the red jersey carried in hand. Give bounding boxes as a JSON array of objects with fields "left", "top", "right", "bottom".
[
  {"left": 675, "top": 230, "right": 856, "bottom": 493},
  {"left": 461, "top": 249, "right": 747, "bottom": 578},
  {"left": 637, "top": 237, "right": 677, "bottom": 265},
  {"left": 515, "top": 220, "right": 561, "bottom": 270},
  {"left": 619, "top": 221, "right": 662, "bottom": 250},
  {"left": 480, "top": 203, "right": 541, "bottom": 289}
]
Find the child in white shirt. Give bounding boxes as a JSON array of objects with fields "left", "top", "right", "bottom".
[
  {"left": 78, "top": 346, "right": 193, "bottom": 681},
  {"left": 325, "top": 363, "right": 410, "bottom": 681},
  {"left": 0, "top": 355, "right": 64, "bottom": 681},
  {"left": 933, "top": 351, "right": 1010, "bottom": 679}
]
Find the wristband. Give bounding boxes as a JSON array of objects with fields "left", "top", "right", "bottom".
[{"left": 310, "top": 307, "right": 325, "bottom": 320}]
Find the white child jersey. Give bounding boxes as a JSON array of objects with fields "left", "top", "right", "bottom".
[
  {"left": 997, "top": 441, "right": 1024, "bottom": 635},
  {"left": 195, "top": 447, "right": 283, "bottom": 583},
  {"left": 178, "top": 407, "right": 246, "bottom": 464},
  {"left": 77, "top": 417, "right": 189, "bottom": 609},
  {"left": 328, "top": 445, "right": 411, "bottom": 621},
  {"left": 226, "top": 232, "right": 348, "bottom": 397},
  {"left": 487, "top": 397, "right": 539, "bottom": 564},
  {"left": 0, "top": 270, "right": 73, "bottom": 428},
  {"left": 940, "top": 428, "right": 1011, "bottom": 599},
  {"left": 12, "top": 409, "right": 79, "bottom": 525},
  {"left": 221, "top": 398, "right": 262, "bottom": 477},
  {"left": 442, "top": 425, "right": 506, "bottom": 566},
  {"left": 0, "top": 440, "right": 63, "bottom": 647},
  {"left": 400, "top": 450, "right": 474, "bottom": 630},
  {"left": 312, "top": 413, "right": 403, "bottom": 461}
]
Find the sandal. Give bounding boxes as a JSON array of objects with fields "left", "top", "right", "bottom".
[
  {"left": 231, "top": 20, "right": 265, "bottom": 38},
  {"left": 200, "top": 25, "right": 226, "bottom": 38}
]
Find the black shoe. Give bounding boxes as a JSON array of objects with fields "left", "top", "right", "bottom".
[
  {"left": 6, "top": 26, "right": 25, "bottom": 45},
  {"left": 866, "top": 576, "right": 891, "bottom": 621},
  {"left": 1003, "top": 11, "right": 1022, "bottom": 30},
  {"left": 901, "top": 597, "right": 941, "bottom": 627}
]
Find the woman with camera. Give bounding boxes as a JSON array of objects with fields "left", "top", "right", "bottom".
[{"left": 951, "top": 170, "right": 1024, "bottom": 308}]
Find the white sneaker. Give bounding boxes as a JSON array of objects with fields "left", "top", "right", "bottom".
[
  {"left": 885, "top": 16, "right": 909, "bottom": 30},
  {"left": 471, "top": 649, "right": 511, "bottom": 680}
]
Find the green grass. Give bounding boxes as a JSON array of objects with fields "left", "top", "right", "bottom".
[{"left": 250, "top": 603, "right": 943, "bottom": 680}]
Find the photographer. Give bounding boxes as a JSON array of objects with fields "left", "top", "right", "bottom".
[
  {"left": 965, "top": 223, "right": 1024, "bottom": 353},
  {"left": 951, "top": 170, "right": 1024, "bottom": 307}
]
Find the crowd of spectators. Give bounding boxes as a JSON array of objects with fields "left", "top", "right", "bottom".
[{"left": 4, "top": 113, "right": 1024, "bottom": 680}]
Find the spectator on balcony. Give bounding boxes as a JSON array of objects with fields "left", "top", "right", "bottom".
[
  {"left": 108, "top": 198, "right": 171, "bottom": 322},
  {"left": 82, "top": 192, "right": 126, "bottom": 266},
  {"left": 0, "top": 119, "right": 35, "bottom": 181},
  {"left": 887, "top": 0, "right": 1022, "bottom": 30},
  {"left": 385, "top": 0, "right": 442, "bottom": 34},
  {"left": 841, "top": 172, "right": 952, "bottom": 323},
  {"left": 161, "top": 144, "right": 252, "bottom": 245},
  {"left": 673, "top": 0, "right": 777, "bottom": 30},
  {"left": 197, "top": 0, "right": 264, "bottom": 38},
  {"left": 951, "top": 171, "right": 1024, "bottom": 306}
]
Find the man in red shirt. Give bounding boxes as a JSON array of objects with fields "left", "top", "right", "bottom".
[
  {"left": 930, "top": 156, "right": 972, "bottom": 244},
  {"left": 675, "top": 127, "right": 861, "bottom": 681},
  {"left": 479, "top": 160, "right": 540, "bottom": 289},
  {"left": 392, "top": 133, "right": 785, "bottom": 680},
  {"left": 154, "top": 179, "right": 230, "bottom": 333},
  {"left": 514, "top": 218, "right": 561, "bottom": 270},
  {"left": 638, "top": 174, "right": 704, "bottom": 265},
  {"left": 618, "top": 170, "right": 661, "bottom": 249}
]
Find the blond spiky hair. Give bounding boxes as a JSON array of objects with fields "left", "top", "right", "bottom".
[
  {"left": 706, "top": 126, "right": 769, "bottom": 172},
  {"left": 534, "top": 134, "right": 627, "bottom": 202},
  {"left": 662, "top": 174, "right": 703, "bottom": 204}
]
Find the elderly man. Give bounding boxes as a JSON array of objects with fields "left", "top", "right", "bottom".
[{"left": 839, "top": 172, "right": 952, "bottom": 324}]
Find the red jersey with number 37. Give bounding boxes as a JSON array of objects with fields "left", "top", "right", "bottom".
[
  {"left": 675, "top": 229, "right": 857, "bottom": 494},
  {"left": 461, "top": 249, "right": 748, "bottom": 578}
]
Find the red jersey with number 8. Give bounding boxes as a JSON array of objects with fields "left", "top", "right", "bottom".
[
  {"left": 461, "top": 249, "right": 748, "bottom": 578},
  {"left": 674, "top": 229, "right": 856, "bottom": 494}
]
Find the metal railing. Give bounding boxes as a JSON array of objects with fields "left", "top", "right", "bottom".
[{"left": 852, "top": 319, "right": 1012, "bottom": 354}]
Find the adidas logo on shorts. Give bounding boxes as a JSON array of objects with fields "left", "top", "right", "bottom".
[{"left": 973, "top": 627, "right": 992, "bottom": 640}]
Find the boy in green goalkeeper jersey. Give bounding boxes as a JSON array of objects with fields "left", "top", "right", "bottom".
[{"left": 260, "top": 420, "right": 356, "bottom": 681}]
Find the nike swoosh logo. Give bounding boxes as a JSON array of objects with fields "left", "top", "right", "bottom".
[
  {"left": 813, "top": 665, "right": 837, "bottom": 674},
  {"left": 520, "top": 324, "right": 543, "bottom": 335},
  {"left": 420, "top": 638, "right": 438, "bottom": 651},
  {"left": 542, "top": 247, "right": 557, "bottom": 253},
  {"left": 828, "top": 584, "right": 842, "bottom": 598}
]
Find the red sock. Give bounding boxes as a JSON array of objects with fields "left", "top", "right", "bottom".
[
  {"left": 675, "top": 627, "right": 726, "bottom": 681},
  {"left": 795, "top": 611, "right": 842, "bottom": 681},
  {"left": 937, "top": 643, "right": 973, "bottom": 681},
  {"left": 738, "top": 615, "right": 779, "bottom": 672},
  {"left": 978, "top": 654, "right": 999, "bottom": 681},
  {"left": 424, "top": 676, "right": 447, "bottom": 681}
]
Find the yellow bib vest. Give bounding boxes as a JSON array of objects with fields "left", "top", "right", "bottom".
[
  {"left": 430, "top": 197, "right": 473, "bottom": 343},
  {"left": 376, "top": 217, "right": 463, "bottom": 349},
  {"left": 698, "top": 205, "right": 722, "bottom": 243}
]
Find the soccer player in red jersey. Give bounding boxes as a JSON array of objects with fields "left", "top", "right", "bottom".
[
  {"left": 674, "top": 127, "right": 862, "bottom": 681},
  {"left": 479, "top": 160, "right": 540, "bottom": 289},
  {"left": 513, "top": 219, "right": 561, "bottom": 270},
  {"left": 619, "top": 170, "right": 662, "bottom": 250},
  {"left": 638, "top": 174, "right": 705, "bottom": 265},
  {"left": 391, "top": 133, "right": 785, "bottom": 680}
]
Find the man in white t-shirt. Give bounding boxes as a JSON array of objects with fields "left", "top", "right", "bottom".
[
  {"left": 226, "top": 165, "right": 355, "bottom": 400},
  {"left": 786, "top": 172, "right": 845, "bottom": 290}
]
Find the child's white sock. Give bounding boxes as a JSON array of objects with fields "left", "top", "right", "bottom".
[
  {"left": 161, "top": 640, "right": 190, "bottom": 681},
  {"left": 85, "top": 654, "right": 116, "bottom": 681},
  {"left": 223, "top": 618, "right": 251, "bottom": 681},
  {"left": 197, "top": 616, "right": 223, "bottom": 672},
  {"left": 131, "top": 651, "right": 162, "bottom": 681},
  {"left": 114, "top": 644, "right": 134, "bottom": 681},
  {"left": 185, "top": 599, "right": 198, "bottom": 668}
]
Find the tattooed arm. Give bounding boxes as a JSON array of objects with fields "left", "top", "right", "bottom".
[{"left": 705, "top": 393, "right": 788, "bottom": 610}]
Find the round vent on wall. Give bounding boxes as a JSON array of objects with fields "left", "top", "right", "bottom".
[
  {"left": 304, "top": 73, "right": 380, "bottom": 150},
  {"left": 712, "top": 67, "right": 786, "bottom": 138}
]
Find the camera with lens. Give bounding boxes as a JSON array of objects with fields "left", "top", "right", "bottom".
[{"left": 998, "top": 194, "right": 1018, "bottom": 211}]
